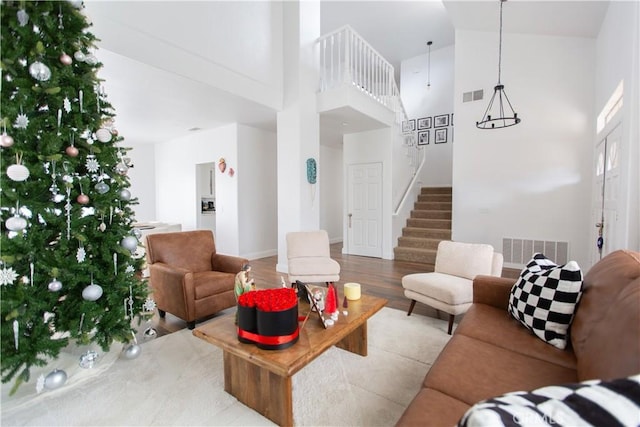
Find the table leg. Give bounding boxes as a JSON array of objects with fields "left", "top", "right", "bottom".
[
  {"left": 223, "top": 351, "right": 293, "bottom": 426},
  {"left": 336, "top": 320, "right": 367, "bottom": 356}
]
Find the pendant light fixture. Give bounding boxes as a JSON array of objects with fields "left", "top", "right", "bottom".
[
  {"left": 476, "top": 0, "right": 521, "bottom": 129},
  {"left": 426, "top": 41, "right": 433, "bottom": 90}
]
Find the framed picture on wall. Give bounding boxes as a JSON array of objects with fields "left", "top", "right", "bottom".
[
  {"left": 418, "top": 130, "right": 430, "bottom": 145},
  {"left": 434, "top": 114, "right": 449, "bottom": 128},
  {"left": 435, "top": 128, "right": 448, "bottom": 144},
  {"left": 417, "top": 117, "right": 432, "bottom": 130},
  {"left": 402, "top": 119, "right": 416, "bottom": 132}
]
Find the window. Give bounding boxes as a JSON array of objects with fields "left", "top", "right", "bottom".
[{"left": 597, "top": 80, "right": 623, "bottom": 134}]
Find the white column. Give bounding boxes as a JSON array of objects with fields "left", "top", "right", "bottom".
[{"left": 276, "top": 0, "right": 321, "bottom": 273}]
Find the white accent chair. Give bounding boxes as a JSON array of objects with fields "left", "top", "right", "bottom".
[
  {"left": 402, "top": 240, "right": 503, "bottom": 334},
  {"left": 286, "top": 230, "right": 340, "bottom": 285}
]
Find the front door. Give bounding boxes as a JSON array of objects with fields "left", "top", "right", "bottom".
[
  {"left": 347, "top": 162, "right": 382, "bottom": 257},
  {"left": 590, "top": 124, "right": 622, "bottom": 266}
]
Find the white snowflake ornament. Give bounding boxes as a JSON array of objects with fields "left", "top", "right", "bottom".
[
  {"left": 143, "top": 297, "right": 156, "bottom": 312},
  {"left": 14, "top": 113, "right": 29, "bottom": 129},
  {"left": 63, "top": 97, "right": 72, "bottom": 113},
  {"left": 85, "top": 157, "right": 99, "bottom": 173},
  {"left": 0, "top": 267, "right": 18, "bottom": 286},
  {"left": 76, "top": 245, "right": 86, "bottom": 263}
]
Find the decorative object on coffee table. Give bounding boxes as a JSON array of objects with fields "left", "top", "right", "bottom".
[{"left": 236, "top": 288, "right": 300, "bottom": 350}]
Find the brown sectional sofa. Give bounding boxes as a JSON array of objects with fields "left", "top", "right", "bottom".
[{"left": 396, "top": 249, "right": 640, "bottom": 426}]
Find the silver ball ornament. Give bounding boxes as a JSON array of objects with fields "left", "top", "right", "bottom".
[
  {"left": 121, "top": 343, "right": 141, "bottom": 360},
  {"left": 143, "top": 327, "right": 158, "bottom": 340},
  {"left": 95, "top": 128, "right": 112, "bottom": 143},
  {"left": 119, "top": 189, "right": 131, "bottom": 201},
  {"left": 48, "top": 278, "right": 63, "bottom": 292},
  {"left": 82, "top": 284, "right": 103, "bottom": 301},
  {"left": 73, "top": 51, "right": 85, "bottom": 62},
  {"left": 121, "top": 236, "right": 138, "bottom": 252},
  {"left": 29, "top": 61, "right": 51, "bottom": 81},
  {"left": 94, "top": 182, "right": 110, "bottom": 194},
  {"left": 44, "top": 369, "right": 67, "bottom": 390},
  {"left": 115, "top": 162, "right": 128, "bottom": 176},
  {"left": 1, "top": 133, "right": 14, "bottom": 147}
]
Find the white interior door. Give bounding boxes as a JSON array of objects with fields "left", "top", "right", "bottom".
[
  {"left": 590, "top": 124, "right": 622, "bottom": 266},
  {"left": 347, "top": 162, "right": 382, "bottom": 257}
]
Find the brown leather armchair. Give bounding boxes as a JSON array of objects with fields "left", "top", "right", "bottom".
[{"left": 145, "top": 230, "right": 248, "bottom": 329}]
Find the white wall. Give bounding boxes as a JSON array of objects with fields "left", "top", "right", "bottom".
[
  {"left": 595, "top": 1, "right": 640, "bottom": 254},
  {"left": 343, "top": 128, "right": 394, "bottom": 259},
  {"left": 126, "top": 142, "right": 156, "bottom": 223},
  {"left": 320, "top": 144, "right": 343, "bottom": 243},
  {"left": 86, "top": 1, "right": 283, "bottom": 110},
  {"left": 454, "top": 30, "right": 595, "bottom": 268},
  {"left": 237, "top": 125, "right": 278, "bottom": 259},
  {"left": 401, "top": 45, "right": 455, "bottom": 187}
]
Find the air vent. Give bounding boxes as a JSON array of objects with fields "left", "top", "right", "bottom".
[
  {"left": 502, "top": 238, "right": 569, "bottom": 265},
  {"left": 462, "top": 89, "right": 484, "bottom": 103}
]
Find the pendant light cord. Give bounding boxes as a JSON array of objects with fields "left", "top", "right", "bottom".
[{"left": 498, "top": 0, "right": 504, "bottom": 84}]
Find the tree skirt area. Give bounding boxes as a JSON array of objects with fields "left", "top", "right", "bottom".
[{"left": 2, "top": 307, "right": 451, "bottom": 426}]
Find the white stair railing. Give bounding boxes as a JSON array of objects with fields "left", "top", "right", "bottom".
[{"left": 318, "top": 25, "right": 424, "bottom": 214}]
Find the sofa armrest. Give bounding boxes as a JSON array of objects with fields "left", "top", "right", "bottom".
[
  {"left": 211, "top": 253, "right": 249, "bottom": 274},
  {"left": 473, "top": 275, "right": 517, "bottom": 310}
]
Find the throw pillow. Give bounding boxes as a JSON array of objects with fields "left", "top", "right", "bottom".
[
  {"left": 508, "top": 253, "right": 583, "bottom": 349},
  {"left": 457, "top": 375, "right": 640, "bottom": 427}
]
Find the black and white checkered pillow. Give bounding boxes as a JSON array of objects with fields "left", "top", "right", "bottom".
[
  {"left": 508, "top": 253, "right": 583, "bottom": 349},
  {"left": 458, "top": 375, "right": 640, "bottom": 427}
]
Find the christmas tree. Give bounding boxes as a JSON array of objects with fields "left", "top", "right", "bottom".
[{"left": 1, "top": 1, "right": 149, "bottom": 393}]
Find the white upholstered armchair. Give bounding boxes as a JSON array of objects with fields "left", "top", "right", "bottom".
[
  {"left": 402, "top": 240, "right": 503, "bottom": 334},
  {"left": 286, "top": 230, "right": 340, "bottom": 285}
]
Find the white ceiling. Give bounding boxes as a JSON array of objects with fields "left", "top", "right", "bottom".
[{"left": 85, "top": 0, "right": 609, "bottom": 146}]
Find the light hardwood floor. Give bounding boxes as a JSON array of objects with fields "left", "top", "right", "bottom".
[{"left": 146, "top": 243, "right": 519, "bottom": 337}]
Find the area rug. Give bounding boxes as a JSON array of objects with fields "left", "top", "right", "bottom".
[{"left": 1, "top": 307, "right": 451, "bottom": 426}]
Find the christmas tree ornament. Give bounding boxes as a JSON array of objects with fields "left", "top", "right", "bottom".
[
  {"left": 0, "top": 266, "right": 19, "bottom": 286},
  {"left": 94, "top": 181, "right": 109, "bottom": 194},
  {"left": 79, "top": 89, "right": 83, "bottom": 113},
  {"left": 115, "top": 162, "right": 128, "bottom": 176},
  {"left": 73, "top": 50, "right": 85, "bottom": 61},
  {"left": 77, "top": 193, "right": 89, "bottom": 205},
  {"left": 99, "top": 216, "right": 106, "bottom": 232},
  {"left": 82, "top": 282, "right": 103, "bottom": 301},
  {"left": 79, "top": 350, "right": 99, "bottom": 369},
  {"left": 44, "top": 369, "right": 67, "bottom": 390},
  {"left": 65, "top": 145, "right": 79, "bottom": 157},
  {"left": 29, "top": 61, "right": 51, "bottom": 81},
  {"left": 17, "top": 9, "right": 29, "bottom": 26},
  {"left": 48, "top": 278, "right": 63, "bottom": 292},
  {"left": 119, "top": 189, "right": 131, "bottom": 201},
  {"left": 68, "top": 0, "right": 83, "bottom": 10},
  {"left": 13, "top": 320, "right": 19, "bottom": 349},
  {"left": 95, "top": 128, "right": 111, "bottom": 143},
  {"left": 76, "top": 243, "right": 86, "bottom": 262},
  {"left": 13, "top": 112, "right": 29, "bottom": 129},
  {"left": 5, "top": 214, "right": 27, "bottom": 232},
  {"left": 84, "top": 54, "right": 98, "bottom": 65},
  {"left": 63, "top": 97, "right": 72, "bottom": 113},
  {"left": 7, "top": 154, "right": 30, "bottom": 181},
  {"left": 85, "top": 156, "right": 99, "bottom": 173},
  {"left": 121, "top": 236, "right": 138, "bottom": 252},
  {"left": 143, "top": 327, "right": 157, "bottom": 340},
  {"left": 1, "top": 132, "right": 15, "bottom": 148},
  {"left": 59, "top": 53, "right": 72, "bottom": 65},
  {"left": 121, "top": 342, "right": 141, "bottom": 359}
]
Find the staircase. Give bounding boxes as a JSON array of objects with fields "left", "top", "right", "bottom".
[{"left": 393, "top": 187, "right": 452, "bottom": 269}]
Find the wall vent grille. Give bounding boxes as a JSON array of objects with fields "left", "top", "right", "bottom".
[{"left": 502, "top": 238, "right": 569, "bottom": 265}]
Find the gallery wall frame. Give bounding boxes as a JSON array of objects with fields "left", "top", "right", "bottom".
[
  {"left": 418, "top": 130, "right": 430, "bottom": 145},
  {"left": 435, "top": 128, "right": 448, "bottom": 144},
  {"left": 402, "top": 119, "right": 416, "bottom": 132},
  {"left": 434, "top": 114, "right": 449, "bottom": 128},
  {"left": 417, "top": 117, "right": 432, "bottom": 130}
]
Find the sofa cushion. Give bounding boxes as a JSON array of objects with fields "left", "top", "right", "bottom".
[
  {"left": 571, "top": 250, "right": 640, "bottom": 381},
  {"left": 508, "top": 253, "right": 583, "bottom": 350},
  {"left": 457, "top": 375, "right": 640, "bottom": 427},
  {"left": 456, "top": 304, "right": 577, "bottom": 370},
  {"left": 424, "top": 334, "right": 577, "bottom": 406},
  {"left": 396, "top": 388, "right": 470, "bottom": 427}
]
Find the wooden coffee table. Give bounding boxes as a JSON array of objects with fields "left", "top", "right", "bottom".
[{"left": 192, "top": 293, "right": 387, "bottom": 426}]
